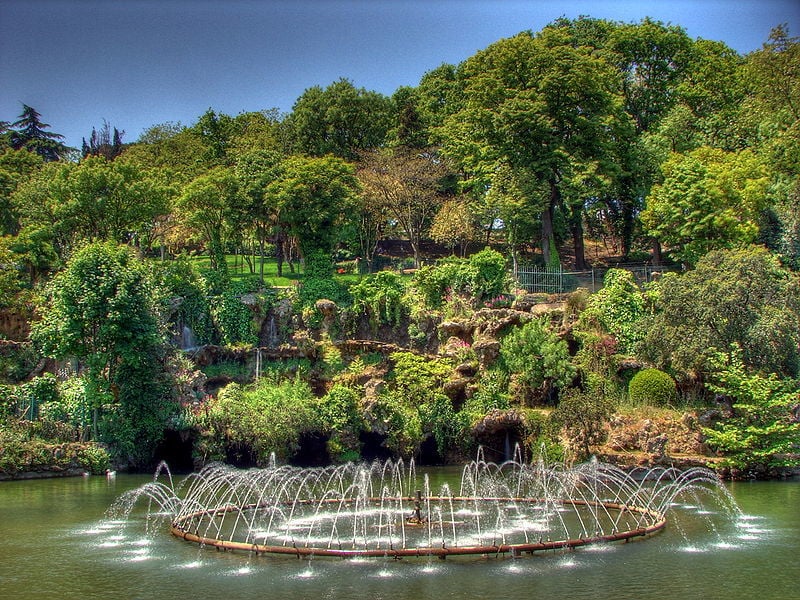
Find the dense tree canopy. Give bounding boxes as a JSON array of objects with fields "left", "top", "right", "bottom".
[{"left": 1, "top": 19, "right": 798, "bottom": 474}]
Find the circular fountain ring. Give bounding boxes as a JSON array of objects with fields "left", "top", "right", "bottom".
[
  {"left": 112, "top": 457, "right": 730, "bottom": 561},
  {"left": 169, "top": 496, "right": 667, "bottom": 558}
]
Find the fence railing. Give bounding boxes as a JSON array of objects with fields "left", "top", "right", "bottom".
[{"left": 513, "top": 263, "right": 678, "bottom": 294}]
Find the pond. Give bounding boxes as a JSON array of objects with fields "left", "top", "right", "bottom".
[{"left": 0, "top": 468, "right": 797, "bottom": 600}]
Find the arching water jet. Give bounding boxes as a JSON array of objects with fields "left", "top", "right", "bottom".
[{"left": 108, "top": 454, "right": 738, "bottom": 560}]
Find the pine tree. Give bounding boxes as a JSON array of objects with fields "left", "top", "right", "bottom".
[{"left": 11, "top": 104, "right": 71, "bottom": 161}]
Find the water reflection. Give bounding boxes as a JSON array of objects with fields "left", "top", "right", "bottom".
[{"left": 0, "top": 472, "right": 797, "bottom": 600}]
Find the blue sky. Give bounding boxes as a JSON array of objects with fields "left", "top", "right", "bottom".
[{"left": 2, "top": 0, "right": 798, "bottom": 150}]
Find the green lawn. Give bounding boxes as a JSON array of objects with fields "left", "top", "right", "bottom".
[{"left": 186, "top": 253, "right": 364, "bottom": 288}]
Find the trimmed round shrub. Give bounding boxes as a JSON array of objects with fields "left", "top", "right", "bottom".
[{"left": 628, "top": 368, "right": 677, "bottom": 406}]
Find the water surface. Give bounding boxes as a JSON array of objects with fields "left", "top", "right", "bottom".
[{"left": 0, "top": 471, "right": 797, "bottom": 600}]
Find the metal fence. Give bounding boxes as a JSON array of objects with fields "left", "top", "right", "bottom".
[{"left": 513, "top": 263, "right": 678, "bottom": 294}]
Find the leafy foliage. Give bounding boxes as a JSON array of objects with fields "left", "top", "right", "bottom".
[
  {"left": 577, "top": 269, "right": 646, "bottom": 355},
  {"left": 350, "top": 270, "right": 408, "bottom": 331},
  {"left": 640, "top": 247, "right": 800, "bottom": 377},
  {"left": 317, "top": 384, "right": 363, "bottom": 461},
  {"left": 551, "top": 388, "right": 614, "bottom": 461},
  {"left": 198, "top": 377, "right": 319, "bottom": 464},
  {"left": 411, "top": 248, "right": 509, "bottom": 310},
  {"left": 209, "top": 278, "right": 261, "bottom": 346},
  {"left": 389, "top": 351, "right": 453, "bottom": 405},
  {"left": 31, "top": 242, "right": 176, "bottom": 465},
  {"left": 702, "top": 349, "right": 800, "bottom": 471},
  {"left": 628, "top": 368, "right": 677, "bottom": 407},
  {"left": 642, "top": 147, "right": 768, "bottom": 265},
  {"left": 499, "top": 317, "right": 575, "bottom": 404}
]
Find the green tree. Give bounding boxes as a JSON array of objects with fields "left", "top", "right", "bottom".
[
  {"left": 233, "top": 148, "right": 284, "bottom": 281},
  {"left": 269, "top": 154, "right": 359, "bottom": 263},
  {"left": 483, "top": 163, "right": 539, "bottom": 273},
  {"left": 57, "top": 156, "right": 171, "bottom": 249},
  {"left": 10, "top": 104, "right": 72, "bottom": 162},
  {"left": 120, "top": 122, "right": 209, "bottom": 183},
  {"left": 31, "top": 243, "right": 174, "bottom": 464},
  {"left": 0, "top": 147, "right": 43, "bottom": 235},
  {"left": 82, "top": 119, "right": 125, "bottom": 160},
  {"left": 177, "top": 166, "right": 241, "bottom": 273},
  {"left": 740, "top": 26, "right": 800, "bottom": 268},
  {"left": 288, "top": 79, "right": 393, "bottom": 160},
  {"left": 703, "top": 349, "right": 800, "bottom": 471},
  {"left": 640, "top": 246, "right": 800, "bottom": 378},
  {"left": 551, "top": 388, "right": 613, "bottom": 460},
  {"left": 442, "top": 27, "right": 626, "bottom": 268},
  {"left": 500, "top": 317, "right": 575, "bottom": 404},
  {"left": 642, "top": 147, "right": 769, "bottom": 265}
]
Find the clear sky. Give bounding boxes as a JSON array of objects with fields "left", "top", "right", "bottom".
[{"left": 2, "top": 0, "right": 798, "bottom": 150}]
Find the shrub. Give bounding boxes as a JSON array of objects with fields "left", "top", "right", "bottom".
[
  {"left": 639, "top": 247, "right": 800, "bottom": 377},
  {"left": 702, "top": 349, "right": 800, "bottom": 470},
  {"left": 350, "top": 270, "right": 408, "bottom": 331},
  {"left": 198, "top": 377, "right": 319, "bottom": 464},
  {"left": 411, "top": 248, "right": 510, "bottom": 311},
  {"left": 389, "top": 351, "right": 453, "bottom": 404},
  {"left": 577, "top": 269, "right": 645, "bottom": 355},
  {"left": 209, "top": 279, "right": 261, "bottom": 346},
  {"left": 78, "top": 443, "right": 111, "bottom": 474},
  {"left": 465, "top": 247, "right": 509, "bottom": 301},
  {"left": 318, "top": 385, "right": 363, "bottom": 461},
  {"left": 628, "top": 368, "right": 677, "bottom": 407},
  {"left": 463, "top": 370, "right": 511, "bottom": 422},
  {"left": 499, "top": 317, "right": 575, "bottom": 404},
  {"left": 419, "top": 393, "right": 463, "bottom": 456},
  {"left": 369, "top": 391, "right": 423, "bottom": 457},
  {"left": 551, "top": 388, "right": 614, "bottom": 461},
  {"left": 154, "top": 257, "right": 214, "bottom": 345}
]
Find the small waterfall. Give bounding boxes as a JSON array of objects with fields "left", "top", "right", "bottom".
[
  {"left": 180, "top": 325, "right": 196, "bottom": 350},
  {"left": 266, "top": 315, "right": 278, "bottom": 347},
  {"left": 255, "top": 347, "right": 261, "bottom": 382}
]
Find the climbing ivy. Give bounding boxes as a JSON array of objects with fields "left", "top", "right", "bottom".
[{"left": 350, "top": 270, "right": 408, "bottom": 332}]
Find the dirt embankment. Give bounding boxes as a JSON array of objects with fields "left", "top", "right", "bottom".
[{"left": 594, "top": 410, "right": 719, "bottom": 469}]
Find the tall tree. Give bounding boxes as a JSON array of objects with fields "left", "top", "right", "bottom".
[
  {"left": 0, "top": 148, "right": 43, "bottom": 235},
  {"left": 442, "top": 28, "right": 626, "bottom": 268},
  {"left": 641, "top": 147, "right": 769, "bottom": 265},
  {"left": 50, "top": 156, "right": 169, "bottom": 250},
  {"left": 288, "top": 79, "right": 394, "bottom": 160},
  {"left": 267, "top": 155, "right": 359, "bottom": 265},
  {"left": 82, "top": 119, "right": 125, "bottom": 160},
  {"left": 234, "top": 148, "right": 284, "bottom": 281},
  {"left": 358, "top": 148, "right": 448, "bottom": 268},
  {"left": 740, "top": 26, "right": 800, "bottom": 268},
  {"left": 31, "top": 242, "right": 175, "bottom": 464},
  {"left": 176, "top": 166, "right": 241, "bottom": 273},
  {"left": 11, "top": 104, "right": 71, "bottom": 161}
]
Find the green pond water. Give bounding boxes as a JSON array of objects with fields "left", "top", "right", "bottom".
[{"left": 0, "top": 469, "right": 797, "bottom": 600}]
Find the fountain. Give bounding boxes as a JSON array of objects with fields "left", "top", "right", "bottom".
[{"left": 109, "top": 452, "right": 737, "bottom": 560}]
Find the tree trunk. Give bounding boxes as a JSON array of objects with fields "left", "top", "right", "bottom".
[
  {"left": 276, "top": 234, "right": 284, "bottom": 278},
  {"left": 542, "top": 183, "right": 559, "bottom": 268},
  {"left": 651, "top": 238, "right": 663, "bottom": 266},
  {"left": 620, "top": 198, "right": 636, "bottom": 261},
  {"left": 258, "top": 239, "right": 265, "bottom": 284},
  {"left": 410, "top": 236, "right": 421, "bottom": 269},
  {"left": 570, "top": 208, "right": 588, "bottom": 271}
]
